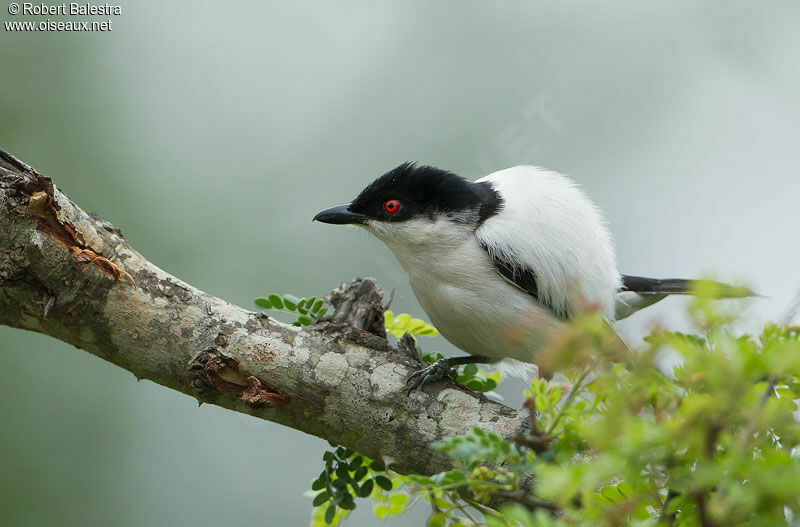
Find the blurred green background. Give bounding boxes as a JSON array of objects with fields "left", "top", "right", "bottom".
[{"left": 2, "top": 1, "right": 799, "bottom": 525}]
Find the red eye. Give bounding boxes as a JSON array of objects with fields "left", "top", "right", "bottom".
[{"left": 384, "top": 199, "right": 400, "bottom": 214}]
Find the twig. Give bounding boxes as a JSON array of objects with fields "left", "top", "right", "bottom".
[
  {"left": 659, "top": 488, "right": 679, "bottom": 526},
  {"left": 546, "top": 366, "right": 591, "bottom": 436},
  {"left": 490, "top": 490, "right": 560, "bottom": 513},
  {"left": 693, "top": 492, "right": 716, "bottom": 527},
  {"left": 511, "top": 393, "right": 553, "bottom": 454},
  {"left": 448, "top": 494, "right": 479, "bottom": 525},
  {"left": 737, "top": 377, "right": 776, "bottom": 450}
]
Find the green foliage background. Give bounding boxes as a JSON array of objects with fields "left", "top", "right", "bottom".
[{"left": 2, "top": 1, "right": 800, "bottom": 526}]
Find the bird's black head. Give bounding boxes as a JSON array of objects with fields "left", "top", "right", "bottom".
[{"left": 313, "top": 163, "right": 502, "bottom": 227}]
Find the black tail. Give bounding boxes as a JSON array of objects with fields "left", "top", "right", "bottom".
[{"left": 620, "top": 275, "right": 753, "bottom": 297}]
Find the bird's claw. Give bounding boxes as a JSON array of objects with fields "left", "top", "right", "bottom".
[{"left": 406, "top": 358, "right": 454, "bottom": 396}]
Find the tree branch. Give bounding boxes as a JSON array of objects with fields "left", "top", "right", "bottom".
[{"left": 0, "top": 148, "right": 524, "bottom": 476}]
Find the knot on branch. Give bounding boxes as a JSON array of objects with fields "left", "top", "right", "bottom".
[
  {"left": 0, "top": 151, "right": 53, "bottom": 215},
  {"left": 324, "top": 277, "right": 387, "bottom": 336},
  {"left": 316, "top": 277, "right": 391, "bottom": 350}
]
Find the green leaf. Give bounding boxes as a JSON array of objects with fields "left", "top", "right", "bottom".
[
  {"left": 374, "top": 475, "right": 393, "bottom": 491},
  {"left": 427, "top": 511, "right": 446, "bottom": 527},
  {"left": 486, "top": 517, "right": 507, "bottom": 527},
  {"left": 335, "top": 465, "right": 349, "bottom": 480},
  {"left": 359, "top": 479, "right": 373, "bottom": 497},
  {"left": 464, "top": 378, "right": 485, "bottom": 391},
  {"left": 268, "top": 294, "right": 283, "bottom": 309},
  {"left": 422, "top": 352, "right": 444, "bottom": 364},
  {"left": 616, "top": 481, "right": 633, "bottom": 498},
  {"left": 389, "top": 493, "right": 408, "bottom": 511},
  {"left": 394, "top": 313, "right": 412, "bottom": 327},
  {"left": 437, "top": 470, "right": 466, "bottom": 486},
  {"left": 462, "top": 363, "right": 478, "bottom": 378},
  {"left": 349, "top": 456, "right": 363, "bottom": 470},
  {"left": 283, "top": 294, "right": 300, "bottom": 311},
  {"left": 339, "top": 493, "right": 356, "bottom": 510},
  {"left": 254, "top": 297, "right": 271, "bottom": 309},
  {"left": 324, "top": 504, "right": 335, "bottom": 524},
  {"left": 313, "top": 491, "right": 331, "bottom": 506},
  {"left": 600, "top": 485, "right": 622, "bottom": 503},
  {"left": 406, "top": 320, "right": 426, "bottom": 334},
  {"left": 385, "top": 310, "right": 438, "bottom": 338},
  {"left": 373, "top": 505, "right": 390, "bottom": 520},
  {"left": 311, "top": 472, "right": 328, "bottom": 491},
  {"left": 353, "top": 466, "right": 368, "bottom": 481},
  {"left": 297, "top": 315, "right": 313, "bottom": 326},
  {"left": 313, "top": 299, "right": 324, "bottom": 313}
]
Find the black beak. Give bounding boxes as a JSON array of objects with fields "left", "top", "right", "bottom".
[{"left": 313, "top": 204, "right": 369, "bottom": 225}]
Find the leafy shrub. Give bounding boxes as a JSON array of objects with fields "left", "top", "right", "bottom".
[
  {"left": 305, "top": 290, "right": 800, "bottom": 526},
  {"left": 307, "top": 442, "right": 394, "bottom": 527}
]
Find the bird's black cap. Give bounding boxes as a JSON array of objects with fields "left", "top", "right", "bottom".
[{"left": 313, "top": 163, "right": 502, "bottom": 225}]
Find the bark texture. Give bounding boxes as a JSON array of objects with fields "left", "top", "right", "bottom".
[{"left": 0, "top": 148, "right": 525, "bottom": 476}]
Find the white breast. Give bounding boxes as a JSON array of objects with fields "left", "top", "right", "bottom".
[{"left": 367, "top": 216, "right": 564, "bottom": 363}]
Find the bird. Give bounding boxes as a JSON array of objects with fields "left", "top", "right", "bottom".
[{"left": 313, "top": 163, "right": 750, "bottom": 394}]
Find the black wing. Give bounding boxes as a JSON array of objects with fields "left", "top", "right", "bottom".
[{"left": 479, "top": 241, "right": 567, "bottom": 319}]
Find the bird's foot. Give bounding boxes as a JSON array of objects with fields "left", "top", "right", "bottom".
[{"left": 406, "top": 358, "right": 455, "bottom": 396}]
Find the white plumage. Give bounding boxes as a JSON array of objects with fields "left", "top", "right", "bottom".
[
  {"left": 476, "top": 166, "right": 621, "bottom": 320},
  {"left": 367, "top": 166, "right": 620, "bottom": 365}
]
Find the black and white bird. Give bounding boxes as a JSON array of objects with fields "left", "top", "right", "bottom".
[{"left": 313, "top": 163, "right": 747, "bottom": 393}]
